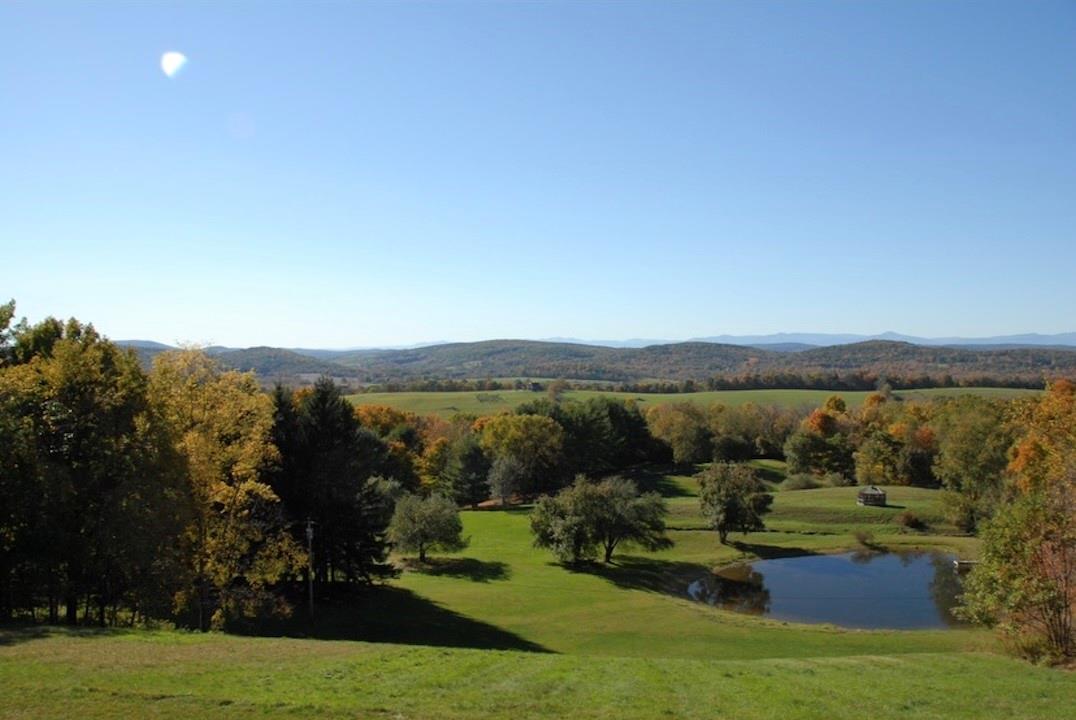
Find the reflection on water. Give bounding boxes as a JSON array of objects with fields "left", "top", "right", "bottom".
[
  {"left": 687, "top": 565, "right": 772, "bottom": 615},
  {"left": 687, "top": 550, "right": 966, "bottom": 629}
]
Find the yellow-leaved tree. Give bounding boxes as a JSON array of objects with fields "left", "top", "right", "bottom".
[
  {"left": 149, "top": 350, "right": 303, "bottom": 630},
  {"left": 479, "top": 413, "right": 564, "bottom": 496}
]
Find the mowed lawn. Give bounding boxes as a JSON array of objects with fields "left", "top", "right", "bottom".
[
  {"left": 3, "top": 630, "right": 1074, "bottom": 720},
  {"left": 346, "top": 387, "right": 1039, "bottom": 417},
  {"left": 3, "top": 465, "right": 1073, "bottom": 719}
]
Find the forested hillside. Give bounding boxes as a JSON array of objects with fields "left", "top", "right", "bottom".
[{"left": 115, "top": 338, "right": 1076, "bottom": 386}]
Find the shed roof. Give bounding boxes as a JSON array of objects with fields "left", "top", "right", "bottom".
[{"left": 858, "top": 485, "right": 886, "bottom": 495}]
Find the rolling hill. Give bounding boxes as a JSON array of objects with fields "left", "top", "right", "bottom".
[
  {"left": 316, "top": 339, "right": 1076, "bottom": 383},
  {"left": 115, "top": 338, "right": 1076, "bottom": 385},
  {"left": 117, "top": 342, "right": 357, "bottom": 379}
]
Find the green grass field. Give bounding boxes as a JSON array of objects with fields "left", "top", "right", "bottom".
[
  {"left": 3, "top": 630, "right": 1073, "bottom": 720},
  {"left": 3, "top": 464, "right": 1072, "bottom": 719},
  {"left": 346, "top": 387, "right": 1039, "bottom": 417}
]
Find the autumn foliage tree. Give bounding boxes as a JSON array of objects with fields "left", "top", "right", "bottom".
[
  {"left": 478, "top": 413, "right": 564, "bottom": 494},
  {"left": 782, "top": 395, "right": 856, "bottom": 480},
  {"left": 961, "top": 381, "right": 1076, "bottom": 661},
  {"left": 645, "top": 402, "right": 711, "bottom": 463},
  {"left": 150, "top": 351, "right": 303, "bottom": 630}
]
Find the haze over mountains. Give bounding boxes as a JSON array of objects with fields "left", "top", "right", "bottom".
[{"left": 115, "top": 333, "right": 1076, "bottom": 386}]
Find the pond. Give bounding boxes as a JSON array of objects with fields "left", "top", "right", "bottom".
[{"left": 687, "top": 550, "right": 966, "bottom": 629}]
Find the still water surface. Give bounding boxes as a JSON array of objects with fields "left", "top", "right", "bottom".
[{"left": 687, "top": 550, "right": 965, "bottom": 629}]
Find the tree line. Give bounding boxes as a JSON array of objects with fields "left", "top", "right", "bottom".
[
  {"left": 0, "top": 305, "right": 665, "bottom": 627},
  {"left": 355, "top": 371, "right": 1047, "bottom": 396}
]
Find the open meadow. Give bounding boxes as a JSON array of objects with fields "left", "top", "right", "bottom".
[
  {"left": 3, "top": 463, "right": 1073, "bottom": 719},
  {"left": 346, "top": 387, "right": 1040, "bottom": 417}
]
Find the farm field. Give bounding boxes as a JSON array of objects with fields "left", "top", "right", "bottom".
[
  {"left": 4, "top": 464, "right": 1073, "bottom": 719},
  {"left": 346, "top": 386, "right": 1040, "bottom": 417}
]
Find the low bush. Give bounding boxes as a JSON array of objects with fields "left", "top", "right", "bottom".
[
  {"left": 783, "top": 474, "right": 821, "bottom": 490},
  {"left": 824, "top": 473, "right": 856, "bottom": 487},
  {"left": 895, "top": 510, "right": 926, "bottom": 531}
]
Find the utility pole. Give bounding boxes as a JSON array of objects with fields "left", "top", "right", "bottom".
[{"left": 305, "top": 518, "right": 315, "bottom": 620}]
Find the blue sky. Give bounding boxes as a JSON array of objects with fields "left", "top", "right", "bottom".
[{"left": 2, "top": 1, "right": 1074, "bottom": 347}]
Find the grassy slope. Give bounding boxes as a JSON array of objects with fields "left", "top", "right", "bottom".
[
  {"left": 3, "top": 465, "right": 1073, "bottom": 719},
  {"left": 390, "top": 473, "right": 981, "bottom": 661},
  {"left": 3, "top": 630, "right": 1073, "bottom": 720},
  {"left": 346, "top": 387, "right": 1039, "bottom": 417}
]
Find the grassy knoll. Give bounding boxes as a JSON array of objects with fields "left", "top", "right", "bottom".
[
  {"left": 3, "top": 464, "right": 1072, "bottom": 719},
  {"left": 346, "top": 386, "right": 1039, "bottom": 417},
  {"left": 2, "top": 629, "right": 1074, "bottom": 720}
]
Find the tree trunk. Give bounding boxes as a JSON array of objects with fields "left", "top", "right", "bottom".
[
  {"left": 0, "top": 566, "right": 10, "bottom": 622},
  {"left": 64, "top": 596, "right": 77, "bottom": 625}
]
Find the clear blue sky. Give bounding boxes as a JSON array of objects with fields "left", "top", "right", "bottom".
[{"left": 3, "top": 1, "right": 1074, "bottom": 347}]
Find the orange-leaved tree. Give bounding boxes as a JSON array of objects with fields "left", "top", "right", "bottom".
[{"left": 960, "top": 380, "right": 1075, "bottom": 662}]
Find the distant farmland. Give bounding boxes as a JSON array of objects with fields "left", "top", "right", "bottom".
[{"left": 346, "top": 386, "right": 1040, "bottom": 417}]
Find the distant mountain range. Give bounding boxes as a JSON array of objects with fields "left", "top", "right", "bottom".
[
  {"left": 543, "top": 332, "right": 1076, "bottom": 350},
  {"left": 115, "top": 335, "right": 1076, "bottom": 385}
]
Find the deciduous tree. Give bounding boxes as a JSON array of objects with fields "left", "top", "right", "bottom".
[
  {"left": 150, "top": 350, "right": 303, "bottom": 630},
  {"left": 479, "top": 413, "right": 564, "bottom": 493},
  {"left": 961, "top": 381, "right": 1076, "bottom": 661},
  {"left": 698, "top": 463, "right": 773, "bottom": 544},
  {"left": 931, "top": 397, "right": 1015, "bottom": 531},
  {"left": 388, "top": 494, "right": 467, "bottom": 562},
  {"left": 645, "top": 403, "right": 711, "bottom": 463},
  {"left": 530, "top": 476, "right": 670, "bottom": 563},
  {"left": 0, "top": 316, "right": 187, "bottom": 625}
]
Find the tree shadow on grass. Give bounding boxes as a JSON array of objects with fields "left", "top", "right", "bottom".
[
  {"left": 565, "top": 556, "right": 713, "bottom": 597},
  {"left": 620, "top": 463, "right": 698, "bottom": 498},
  {"left": 0, "top": 624, "right": 122, "bottom": 647},
  {"left": 0, "top": 625, "right": 54, "bottom": 646},
  {"left": 236, "top": 585, "right": 549, "bottom": 654},
  {"left": 749, "top": 463, "right": 787, "bottom": 485},
  {"left": 404, "top": 557, "right": 511, "bottom": 583}
]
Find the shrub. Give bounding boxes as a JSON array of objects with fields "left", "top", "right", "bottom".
[
  {"left": 824, "top": 472, "right": 855, "bottom": 487},
  {"left": 895, "top": 510, "right": 926, "bottom": 531},
  {"left": 853, "top": 529, "right": 875, "bottom": 547},
  {"left": 783, "top": 473, "right": 821, "bottom": 491}
]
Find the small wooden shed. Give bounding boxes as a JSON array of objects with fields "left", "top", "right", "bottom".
[{"left": 857, "top": 485, "right": 887, "bottom": 507}]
